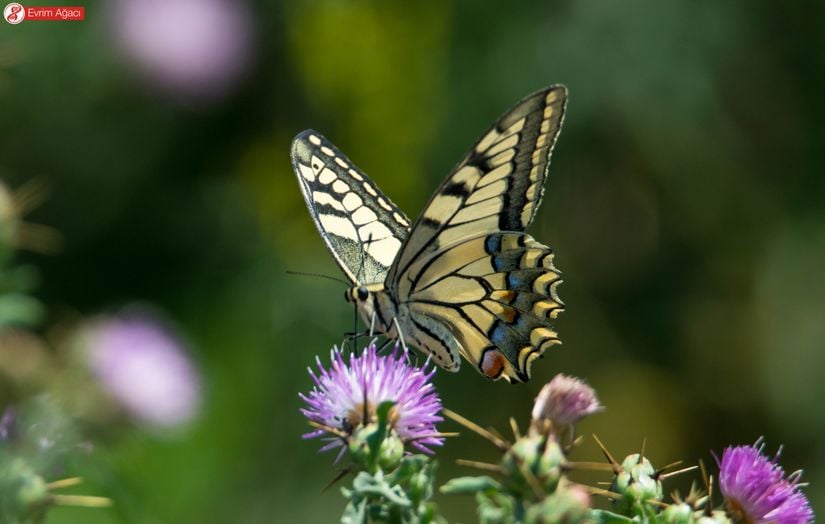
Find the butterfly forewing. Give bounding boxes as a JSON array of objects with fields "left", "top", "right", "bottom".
[
  {"left": 291, "top": 130, "right": 411, "bottom": 285},
  {"left": 387, "top": 86, "right": 567, "bottom": 284}
]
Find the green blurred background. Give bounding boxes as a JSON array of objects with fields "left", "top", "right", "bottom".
[{"left": 1, "top": 0, "right": 823, "bottom": 521}]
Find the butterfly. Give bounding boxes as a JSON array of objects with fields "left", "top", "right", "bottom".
[{"left": 291, "top": 85, "right": 567, "bottom": 382}]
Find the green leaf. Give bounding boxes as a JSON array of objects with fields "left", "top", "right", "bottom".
[
  {"left": 440, "top": 475, "right": 502, "bottom": 495},
  {"left": 351, "top": 471, "right": 411, "bottom": 507},
  {"left": 393, "top": 455, "right": 435, "bottom": 505},
  {"left": 476, "top": 491, "right": 517, "bottom": 524},
  {"left": 341, "top": 498, "right": 368, "bottom": 524},
  {"left": 642, "top": 503, "right": 662, "bottom": 524},
  {"left": 390, "top": 454, "right": 428, "bottom": 485}
]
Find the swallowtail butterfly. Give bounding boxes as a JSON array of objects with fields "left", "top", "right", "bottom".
[{"left": 292, "top": 85, "right": 567, "bottom": 382}]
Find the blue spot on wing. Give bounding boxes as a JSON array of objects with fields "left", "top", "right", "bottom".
[
  {"left": 485, "top": 234, "right": 502, "bottom": 254},
  {"left": 507, "top": 272, "right": 523, "bottom": 289},
  {"left": 489, "top": 320, "right": 509, "bottom": 346}
]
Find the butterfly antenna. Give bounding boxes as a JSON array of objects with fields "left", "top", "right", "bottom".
[{"left": 285, "top": 270, "right": 349, "bottom": 287}]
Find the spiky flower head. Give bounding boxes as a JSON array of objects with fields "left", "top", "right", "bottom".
[
  {"left": 531, "top": 374, "right": 602, "bottom": 428},
  {"left": 718, "top": 442, "right": 813, "bottom": 524},
  {"left": 300, "top": 344, "right": 443, "bottom": 457}
]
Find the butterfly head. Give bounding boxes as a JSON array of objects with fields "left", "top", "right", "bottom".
[
  {"left": 344, "top": 285, "right": 370, "bottom": 304},
  {"left": 345, "top": 283, "right": 396, "bottom": 335},
  {"left": 345, "top": 285, "right": 371, "bottom": 304}
]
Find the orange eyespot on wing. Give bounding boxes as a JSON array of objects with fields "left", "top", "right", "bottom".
[{"left": 480, "top": 349, "right": 507, "bottom": 379}]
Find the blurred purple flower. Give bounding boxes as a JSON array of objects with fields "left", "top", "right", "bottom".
[
  {"left": 718, "top": 442, "right": 813, "bottom": 524},
  {"left": 0, "top": 406, "right": 16, "bottom": 442},
  {"left": 110, "top": 0, "right": 253, "bottom": 101},
  {"left": 300, "top": 344, "right": 443, "bottom": 455},
  {"left": 531, "top": 374, "right": 602, "bottom": 427},
  {"left": 83, "top": 313, "right": 201, "bottom": 429}
]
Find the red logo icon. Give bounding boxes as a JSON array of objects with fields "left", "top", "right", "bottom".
[
  {"left": 3, "top": 3, "right": 84, "bottom": 22},
  {"left": 4, "top": 2, "right": 25, "bottom": 24}
]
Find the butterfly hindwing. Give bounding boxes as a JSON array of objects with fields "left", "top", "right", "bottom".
[
  {"left": 404, "top": 232, "right": 563, "bottom": 381},
  {"left": 291, "top": 130, "right": 411, "bottom": 285}
]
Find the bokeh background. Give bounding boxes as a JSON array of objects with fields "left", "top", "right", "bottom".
[{"left": 1, "top": 0, "right": 823, "bottom": 521}]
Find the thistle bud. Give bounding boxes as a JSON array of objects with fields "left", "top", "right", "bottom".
[
  {"left": 525, "top": 482, "right": 591, "bottom": 523},
  {"left": 531, "top": 375, "right": 602, "bottom": 449},
  {"left": 695, "top": 511, "right": 732, "bottom": 524},
  {"left": 502, "top": 434, "right": 565, "bottom": 498},
  {"left": 661, "top": 502, "right": 696, "bottom": 524},
  {"left": 611, "top": 453, "right": 663, "bottom": 515},
  {"left": 348, "top": 423, "right": 405, "bottom": 472}
]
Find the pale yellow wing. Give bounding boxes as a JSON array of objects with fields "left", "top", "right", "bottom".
[{"left": 386, "top": 85, "right": 567, "bottom": 286}]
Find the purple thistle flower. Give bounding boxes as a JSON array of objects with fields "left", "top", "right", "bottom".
[
  {"left": 82, "top": 312, "right": 201, "bottom": 430},
  {"left": 531, "top": 374, "right": 603, "bottom": 427},
  {"left": 718, "top": 442, "right": 813, "bottom": 524},
  {"left": 300, "top": 344, "right": 443, "bottom": 455}
]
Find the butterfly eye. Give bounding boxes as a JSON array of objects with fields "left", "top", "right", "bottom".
[{"left": 357, "top": 287, "right": 369, "bottom": 302}]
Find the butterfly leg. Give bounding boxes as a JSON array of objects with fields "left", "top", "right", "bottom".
[
  {"left": 369, "top": 311, "right": 377, "bottom": 337},
  {"left": 392, "top": 316, "right": 409, "bottom": 356},
  {"left": 407, "top": 351, "right": 428, "bottom": 369},
  {"left": 374, "top": 337, "right": 395, "bottom": 355},
  {"left": 341, "top": 330, "right": 373, "bottom": 351},
  {"left": 352, "top": 301, "right": 360, "bottom": 349}
]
